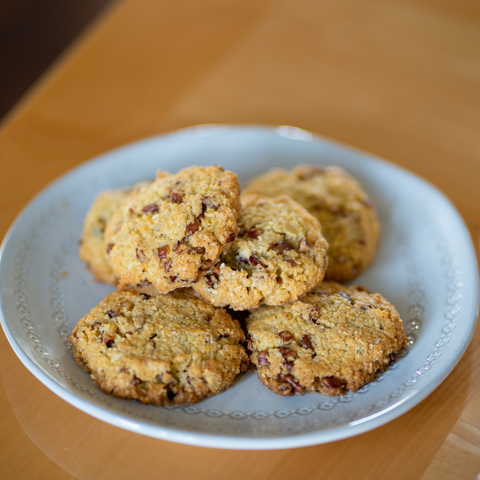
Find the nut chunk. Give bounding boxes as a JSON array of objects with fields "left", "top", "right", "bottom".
[{"left": 105, "top": 166, "right": 241, "bottom": 293}]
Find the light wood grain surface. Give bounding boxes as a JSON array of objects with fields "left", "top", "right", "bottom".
[{"left": 1, "top": 0, "right": 480, "bottom": 478}]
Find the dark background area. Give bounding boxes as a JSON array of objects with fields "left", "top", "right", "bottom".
[{"left": 0, "top": 0, "right": 114, "bottom": 121}]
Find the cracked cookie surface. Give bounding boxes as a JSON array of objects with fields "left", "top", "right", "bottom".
[
  {"left": 69, "top": 289, "right": 249, "bottom": 405},
  {"left": 79, "top": 184, "right": 148, "bottom": 285},
  {"left": 105, "top": 166, "right": 241, "bottom": 293},
  {"left": 193, "top": 194, "right": 329, "bottom": 310},
  {"left": 246, "top": 281, "right": 408, "bottom": 397},
  {"left": 243, "top": 165, "right": 380, "bottom": 283}
]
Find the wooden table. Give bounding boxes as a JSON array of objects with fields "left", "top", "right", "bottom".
[{"left": 1, "top": 0, "right": 480, "bottom": 478}]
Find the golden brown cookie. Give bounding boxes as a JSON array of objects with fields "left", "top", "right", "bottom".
[
  {"left": 192, "top": 194, "right": 329, "bottom": 310},
  {"left": 243, "top": 165, "right": 380, "bottom": 283},
  {"left": 69, "top": 289, "right": 250, "bottom": 405},
  {"left": 105, "top": 166, "right": 241, "bottom": 293},
  {"left": 79, "top": 185, "right": 147, "bottom": 285},
  {"left": 246, "top": 281, "right": 408, "bottom": 397}
]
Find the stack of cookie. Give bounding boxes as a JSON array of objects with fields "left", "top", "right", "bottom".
[{"left": 70, "top": 164, "right": 408, "bottom": 405}]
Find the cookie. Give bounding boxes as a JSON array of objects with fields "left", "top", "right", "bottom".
[
  {"left": 192, "top": 194, "right": 329, "bottom": 310},
  {"left": 69, "top": 289, "right": 250, "bottom": 405},
  {"left": 243, "top": 165, "right": 380, "bottom": 283},
  {"left": 104, "top": 166, "right": 241, "bottom": 293},
  {"left": 79, "top": 185, "right": 146, "bottom": 285},
  {"left": 246, "top": 281, "right": 408, "bottom": 397}
]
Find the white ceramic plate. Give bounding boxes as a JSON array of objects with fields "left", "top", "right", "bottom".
[{"left": 0, "top": 125, "right": 478, "bottom": 449}]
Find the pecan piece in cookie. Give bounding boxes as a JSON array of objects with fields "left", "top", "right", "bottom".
[
  {"left": 278, "top": 373, "right": 303, "bottom": 394},
  {"left": 185, "top": 219, "right": 200, "bottom": 237},
  {"left": 278, "top": 331, "right": 293, "bottom": 343},
  {"left": 322, "top": 376, "right": 344, "bottom": 389},
  {"left": 279, "top": 347, "right": 298, "bottom": 361},
  {"left": 271, "top": 241, "right": 294, "bottom": 254},
  {"left": 248, "top": 229, "right": 261, "bottom": 239},
  {"left": 225, "top": 233, "right": 236, "bottom": 243},
  {"left": 101, "top": 332, "right": 115, "bottom": 347},
  {"left": 298, "top": 237, "right": 311, "bottom": 252},
  {"left": 301, "top": 335, "right": 313, "bottom": 350},
  {"left": 136, "top": 248, "right": 147, "bottom": 262},
  {"left": 142, "top": 203, "right": 159, "bottom": 213},
  {"left": 170, "top": 192, "right": 183, "bottom": 203},
  {"left": 189, "top": 246, "right": 206, "bottom": 255},
  {"left": 249, "top": 255, "right": 261, "bottom": 267},
  {"left": 257, "top": 351, "right": 270, "bottom": 366}
]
